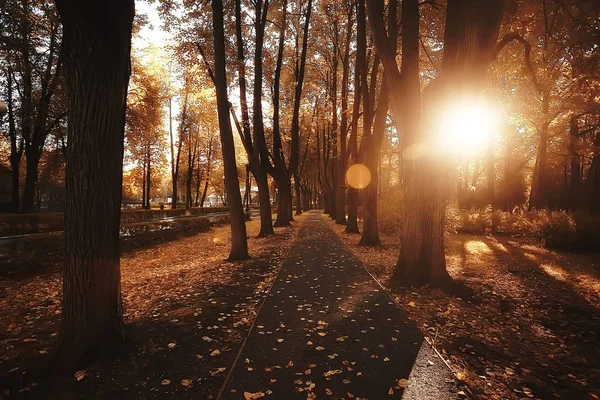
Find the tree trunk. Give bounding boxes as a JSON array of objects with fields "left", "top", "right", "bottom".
[
  {"left": 145, "top": 153, "right": 151, "bottom": 209},
  {"left": 274, "top": 176, "right": 292, "bottom": 226},
  {"left": 359, "top": 78, "right": 389, "bottom": 246},
  {"left": 255, "top": 169, "right": 274, "bottom": 236},
  {"left": 6, "top": 69, "right": 22, "bottom": 213},
  {"left": 336, "top": 5, "right": 352, "bottom": 225},
  {"left": 22, "top": 153, "right": 39, "bottom": 212},
  {"left": 586, "top": 132, "right": 600, "bottom": 214},
  {"left": 142, "top": 162, "right": 147, "bottom": 208},
  {"left": 530, "top": 90, "right": 550, "bottom": 209},
  {"left": 569, "top": 114, "right": 581, "bottom": 210},
  {"left": 53, "top": 0, "right": 133, "bottom": 371},
  {"left": 346, "top": 0, "right": 364, "bottom": 235},
  {"left": 294, "top": 173, "right": 302, "bottom": 215},
  {"left": 212, "top": 0, "right": 249, "bottom": 259}
]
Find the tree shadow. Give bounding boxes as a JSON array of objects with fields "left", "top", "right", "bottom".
[{"left": 454, "top": 234, "right": 600, "bottom": 398}]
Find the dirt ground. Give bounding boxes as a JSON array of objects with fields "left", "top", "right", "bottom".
[
  {"left": 0, "top": 214, "right": 304, "bottom": 399},
  {"left": 327, "top": 218, "right": 600, "bottom": 400}
]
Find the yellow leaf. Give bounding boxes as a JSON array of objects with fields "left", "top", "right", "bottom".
[
  {"left": 181, "top": 379, "right": 192, "bottom": 387},
  {"left": 74, "top": 370, "right": 86, "bottom": 381},
  {"left": 244, "top": 392, "right": 265, "bottom": 400},
  {"left": 408, "top": 301, "right": 416, "bottom": 307},
  {"left": 388, "top": 387, "right": 394, "bottom": 395},
  {"left": 398, "top": 378, "right": 409, "bottom": 388},
  {"left": 161, "top": 379, "right": 171, "bottom": 385}
]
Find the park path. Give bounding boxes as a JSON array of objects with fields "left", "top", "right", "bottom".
[{"left": 219, "top": 211, "right": 455, "bottom": 399}]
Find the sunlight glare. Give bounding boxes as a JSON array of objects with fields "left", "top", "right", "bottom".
[{"left": 436, "top": 99, "right": 498, "bottom": 156}]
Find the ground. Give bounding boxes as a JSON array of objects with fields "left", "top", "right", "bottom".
[
  {"left": 327, "top": 218, "right": 600, "bottom": 400},
  {"left": 0, "top": 215, "right": 302, "bottom": 399},
  {"left": 2, "top": 212, "right": 599, "bottom": 399}
]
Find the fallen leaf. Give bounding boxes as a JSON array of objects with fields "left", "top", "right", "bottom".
[
  {"left": 181, "top": 379, "right": 192, "bottom": 387},
  {"left": 398, "top": 378, "right": 409, "bottom": 388},
  {"left": 161, "top": 379, "right": 171, "bottom": 385},
  {"left": 74, "top": 370, "right": 86, "bottom": 381},
  {"left": 244, "top": 391, "right": 265, "bottom": 400}
]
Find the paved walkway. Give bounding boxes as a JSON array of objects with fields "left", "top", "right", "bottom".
[{"left": 220, "top": 211, "right": 455, "bottom": 399}]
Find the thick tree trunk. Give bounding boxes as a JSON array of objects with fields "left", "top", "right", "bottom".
[
  {"left": 53, "top": 0, "right": 133, "bottom": 371},
  {"left": 212, "top": 0, "right": 249, "bottom": 259}
]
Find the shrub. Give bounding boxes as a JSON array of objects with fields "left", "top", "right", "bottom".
[
  {"left": 540, "top": 211, "right": 575, "bottom": 249},
  {"left": 456, "top": 208, "right": 491, "bottom": 234}
]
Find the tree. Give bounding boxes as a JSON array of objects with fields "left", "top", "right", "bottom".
[
  {"left": 211, "top": 0, "right": 249, "bottom": 260},
  {"left": 0, "top": 0, "right": 66, "bottom": 213},
  {"left": 367, "top": 0, "right": 505, "bottom": 286},
  {"left": 53, "top": 0, "right": 134, "bottom": 369},
  {"left": 125, "top": 59, "right": 167, "bottom": 209}
]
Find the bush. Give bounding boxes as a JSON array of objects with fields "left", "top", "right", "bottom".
[
  {"left": 540, "top": 211, "right": 575, "bottom": 249},
  {"left": 455, "top": 208, "right": 492, "bottom": 234}
]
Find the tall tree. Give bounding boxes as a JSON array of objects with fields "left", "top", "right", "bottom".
[
  {"left": 212, "top": 0, "right": 249, "bottom": 260},
  {"left": 1, "top": 0, "right": 65, "bottom": 213},
  {"left": 367, "top": 0, "right": 505, "bottom": 286},
  {"left": 54, "top": 0, "right": 134, "bottom": 369}
]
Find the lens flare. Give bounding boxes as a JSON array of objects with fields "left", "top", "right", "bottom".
[{"left": 346, "top": 164, "right": 371, "bottom": 189}]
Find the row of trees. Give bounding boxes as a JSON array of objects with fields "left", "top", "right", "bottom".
[{"left": 3, "top": 0, "right": 598, "bottom": 373}]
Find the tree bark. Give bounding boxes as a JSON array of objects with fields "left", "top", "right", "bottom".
[
  {"left": 212, "top": 0, "right": 249, "bottom": 259},
  {"left": 54, "top": 0, "right": 133, "bottom": 370}
]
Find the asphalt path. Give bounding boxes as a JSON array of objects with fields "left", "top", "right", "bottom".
[{"left": 219, "top": 210, "right": 456, "bottom": 399}]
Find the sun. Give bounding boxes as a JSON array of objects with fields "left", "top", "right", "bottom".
[{"left": 436, "top": 99, "right": 498, "bottom": 156}]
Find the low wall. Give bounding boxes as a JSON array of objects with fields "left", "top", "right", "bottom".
[{"left": 0, "top": 207, "right": 229, "bottom": 236}]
